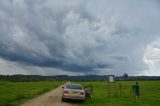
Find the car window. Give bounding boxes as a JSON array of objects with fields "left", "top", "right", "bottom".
[{"left": 66, "top": 84, "right": 82, "bottom": 90}]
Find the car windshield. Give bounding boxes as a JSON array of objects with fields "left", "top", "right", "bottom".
[{"left": 66, "top": 84, "right": 82, "bottom": 90}]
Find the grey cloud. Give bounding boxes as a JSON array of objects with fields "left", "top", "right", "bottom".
[{"left": 0, "top": 0, "right": 160, "bottom": 75}]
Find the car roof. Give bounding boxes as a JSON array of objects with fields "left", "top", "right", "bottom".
[{"left": 66, "top": 83, "right": 82, "bottom": 86}]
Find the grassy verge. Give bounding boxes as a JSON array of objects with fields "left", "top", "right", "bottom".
[{"left": 0, "top": 81, "right": 65, "bottom": 106}]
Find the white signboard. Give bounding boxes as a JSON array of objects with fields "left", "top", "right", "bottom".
[{"left": 107, "top": 75, "right": 115, "bottom": 82}]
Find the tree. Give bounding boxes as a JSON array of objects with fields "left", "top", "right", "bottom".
[{"left": 123, "top": 73, "right": 128, "bottom": 80}]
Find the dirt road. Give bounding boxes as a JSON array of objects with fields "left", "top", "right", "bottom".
[{"left": 21, "top": 86, "right": 73, "bottom": 106}]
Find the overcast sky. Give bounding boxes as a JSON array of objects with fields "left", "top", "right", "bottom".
[{"left": 0, "top": 0, "right": 160, "bottom": 76}]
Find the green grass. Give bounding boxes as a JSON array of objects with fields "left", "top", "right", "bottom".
[
  {"left": 76, "top": 81, "right": 160, "bottom": 106},
  {"left": 0, "top": 81, "right": 65, "bottom": 106},
  {"left": 0, "top": 81, "right": 159, "bottom": 106}
]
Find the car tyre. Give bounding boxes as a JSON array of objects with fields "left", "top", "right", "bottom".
[
  {"left": 62, "top": 97, "right": 65, "bottom": 102},
  {"left": 80, "top": 100, "right": 85, "bottom": 103}
]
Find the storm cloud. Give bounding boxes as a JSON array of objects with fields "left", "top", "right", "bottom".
[{"left": 0, "top": 0, "right": 160, "bottom": 75}]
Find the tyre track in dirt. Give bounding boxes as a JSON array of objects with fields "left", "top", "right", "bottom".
[{"left": 21, "top": 86, "right": 74, "bottom": 106}]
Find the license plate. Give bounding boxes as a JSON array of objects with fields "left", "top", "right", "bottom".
[{"left": 72, "top": 92, "right": 78, "bottom": 94}]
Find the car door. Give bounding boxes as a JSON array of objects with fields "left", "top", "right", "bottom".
[{"left": 84, "top": 86, "right": 93, "bottom": 97}]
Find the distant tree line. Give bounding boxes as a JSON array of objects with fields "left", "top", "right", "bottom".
[{"left": 0, "top": 74, "right": 160, "bottom": 82}]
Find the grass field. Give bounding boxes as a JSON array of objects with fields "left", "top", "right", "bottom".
[
  {"left": 0, "top": 81, "right": 160, "bottom": 106},
  {"left": 0, "top": 81, "right": 64, "bottom": 106},
  {"left": 76, "top": 81, "right": 160, "bottom": 106}
]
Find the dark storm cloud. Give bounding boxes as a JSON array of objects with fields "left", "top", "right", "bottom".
[{"left": 0, "top": 0, "right": 160, "bottom": 75}]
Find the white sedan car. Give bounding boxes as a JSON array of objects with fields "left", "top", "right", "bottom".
[{"left": 62, "top": 83, "right": 85, "bottom": 101}]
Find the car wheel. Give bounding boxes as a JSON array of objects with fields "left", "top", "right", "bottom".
[
  {"left": 79, "top": 99, "right": 85, "bottom": 103},
  {"left": 62, "top": 97, "right": 65, "bottom": 102}
]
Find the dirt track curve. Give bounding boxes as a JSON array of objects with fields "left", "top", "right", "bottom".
[{"left": 21, "top": 86, "right": 73, "bottom": 106}]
